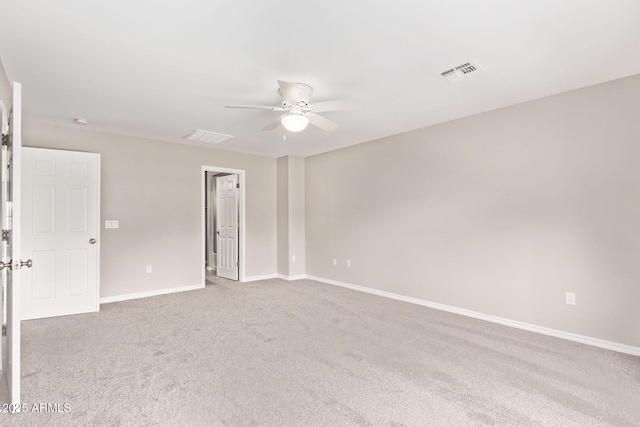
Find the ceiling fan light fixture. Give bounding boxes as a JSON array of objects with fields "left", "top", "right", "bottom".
[{"left": 281, "top": 113, "right": 309, "bottom": 132}]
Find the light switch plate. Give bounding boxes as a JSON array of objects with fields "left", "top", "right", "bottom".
[{"left": 105, "top": 220, "right": 119, "bottom": 229}]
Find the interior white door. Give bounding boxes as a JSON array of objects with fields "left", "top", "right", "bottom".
[
  {"left": 21, "top": 148, "right": 100, "bottom": 320},
  {"left": 1, "top": 82, "right": 24, "bottom": 406},
  {"left": 216, "top": 174, "right": 238, "bottom": 280}
]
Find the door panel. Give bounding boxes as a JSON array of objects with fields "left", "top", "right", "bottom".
[
  {"left": 32, "top": 250, "right": 55, "bottom": 299},
  {"left": 68, "top": 249, "right": 88, "bottom": 296},
  {"left": 33, "top": 185, "right": 55, "bottom": 233},
  {"left": 34, "top": 159, "right": 55, "bottom": 175},
  {"left": 21, "top": 148, "right": 100, "bottom": 320},
  {"left": 68, "top": 187, "right": 88, "bottom": 232}
]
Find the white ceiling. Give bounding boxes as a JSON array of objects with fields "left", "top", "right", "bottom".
[{"left": 1, "top": 0, "right": 639, "bottom": 158}]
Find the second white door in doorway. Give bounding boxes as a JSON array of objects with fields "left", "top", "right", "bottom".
[{"left": 216, "top": 174, "right": 238, "bottom": 280}]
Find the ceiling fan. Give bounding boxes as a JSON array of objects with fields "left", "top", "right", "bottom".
[{"left": 225, "top": 80, "right": 362, "bottom": 133}]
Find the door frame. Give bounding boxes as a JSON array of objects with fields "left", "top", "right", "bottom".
[
  {"left": 0, "top": 100, "right": 6, "bottom": 330},
  {"left": 201, "top": 165, "right": 245, "bottom": 284},
  {"left": 2, "top": 81, "right": 22, "bottom": 406}
]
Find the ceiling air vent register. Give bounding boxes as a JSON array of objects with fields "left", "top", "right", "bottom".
[
  {"left": 183, "top": 129, "right": 234, "bottom": 144},
  {"left": 437, "top": 61, "right": 483, "bottom": 83}
]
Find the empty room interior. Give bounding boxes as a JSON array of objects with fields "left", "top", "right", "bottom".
[{"left": 1, "top": 1, "right": 639, "bottom": 426}]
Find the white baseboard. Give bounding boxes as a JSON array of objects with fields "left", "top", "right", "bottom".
[
  {"left": 100, "top": 284, "right": 204, "bottom": 304},
  {"left": 277, "top": 274, "right": 307, "bottom": 281},
  {"left": 243, "top": 274, "right": 278, "bottom": 282},
  {"left": 305, "top": 275, "right": 640, "bottom": 357}
]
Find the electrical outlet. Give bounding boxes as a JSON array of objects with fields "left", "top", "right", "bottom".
[
  {"left": 146, "top": 265, "right": 152, "bottom": 274},
  {"left": 333, "top": 258, "right": 337, "bottom": 266},
  {"left": 105, "top": 220, "right": 119, "bottom": 229},
  {"left": 292, "top": 255, "right": 296, "bottom": 263},
  {"left": 347, "top": 259, "right": 351, "bottom": 267},
  {"left": 566, "top": 292, "right": 576, "bottom": 305}
]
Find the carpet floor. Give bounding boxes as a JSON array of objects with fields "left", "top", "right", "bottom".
[{"left": 1, "top": 276, "right": 639, "bottom": 426}]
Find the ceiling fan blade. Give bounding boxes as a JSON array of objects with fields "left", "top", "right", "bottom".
[
  {"left": 277, "top": 80, "right": 300, "bottom": 103},
  {"left": 226, "top": 104, "right": 286, "bottom": 111},
  {"left": 262, "top": 116, "right": 283, "bottom": 131},
  {"left": 308, "top": 99, "right": 363, "bottom": 112},
  {"left": 307, "top": 112, "right": 339, "bottom": 132}
]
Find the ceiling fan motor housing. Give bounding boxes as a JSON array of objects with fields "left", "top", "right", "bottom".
[{"left": 281, "top": 83, "right": 313, "bottom": 107}]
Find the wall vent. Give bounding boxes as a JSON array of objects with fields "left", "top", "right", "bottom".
[
  {"left": 437, "top": 61, "right": 483, "bottom": 83},
  {"left": 183, "top": 129, "right": 234, "bottom": 144}
]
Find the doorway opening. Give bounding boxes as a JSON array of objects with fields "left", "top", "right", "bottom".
[{"left": 201, "top": 166, "right": 246, "bottom": 285}]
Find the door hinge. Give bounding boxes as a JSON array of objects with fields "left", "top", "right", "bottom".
[
  {"left": 2, "top": 324, "right": 6, "bottom": 337},
  {"left": 236, "top": 183, "right": 240, "bottom": 189},
  {"left": 1, "top": 229, "right": 9, "bottom": 241},
  {"left": 1, "top": 134, "right": 8, "bottom": 146},
  {"left": 236, "top": 261, "right": 239, "bottom": 266}
]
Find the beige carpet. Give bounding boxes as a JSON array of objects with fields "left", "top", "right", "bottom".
[{"left": 1, "top": 276, "right": 639, "bottom": 426}]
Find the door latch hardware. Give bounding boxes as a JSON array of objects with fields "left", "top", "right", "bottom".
[
  {"left": 2, "top": 324, "right": 5, "bottom": 337},
  {"left": 0, "top": 259, "right": 32, "bottom": 270}
]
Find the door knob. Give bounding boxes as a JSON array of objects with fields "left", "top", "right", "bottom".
[
  {"left": 89, "top": 238, "right": 96, "bottom": 244},
  {"left": 0, "top": 260, "right": 32, "bottom": 270}
]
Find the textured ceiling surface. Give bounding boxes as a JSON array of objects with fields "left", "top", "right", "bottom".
[{"left": 1, "top": 0, "right": 639, "bottom": 157}]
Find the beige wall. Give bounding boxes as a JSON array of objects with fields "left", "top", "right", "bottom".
[
  {"left": 23, "top": 120, "right": 277, "bottom": 298},
  {"left": 288, "top": 156, "right": 305, "bottom": 277},
  {"left": 277, "top": 156, "right": 289, "bottom": 275},
  {"left": 306, "top": 74, "right": 640, "bottom": 347},
  {"left": 277, "top": 156, "right": 306, "bottom": 277}
]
